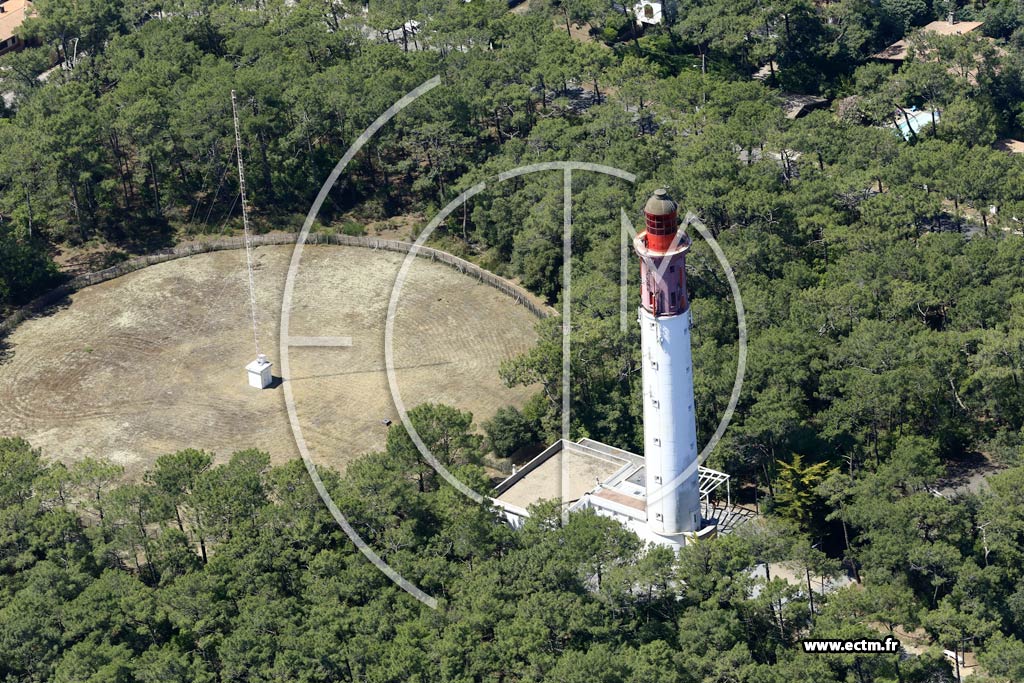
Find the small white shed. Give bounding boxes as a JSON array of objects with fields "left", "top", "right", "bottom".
[
  {"left": 633, "top": 1, "right": 663, "bottom": 25},
  {"left": 246, "top": 354, "right": 273, "bottom": 389}
]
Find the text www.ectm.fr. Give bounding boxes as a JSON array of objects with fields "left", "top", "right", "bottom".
[{"left": 802, "top": 637, "right": 901, "bottom": 654}]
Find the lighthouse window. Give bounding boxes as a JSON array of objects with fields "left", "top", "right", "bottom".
[
  {"left": 650, "top": 360, "right": 658, "bottom": 370},
  {"left": 669, "top": 266, "right": 675, "bottom": 273},
  {"left": 670, "top": 292, "right": 676, "bottom": 306},
  {"left": 653, "top": 438, "right": 661, "bottom": 447},
  {"left": 653, "top": 475, "right": 662, "bottom": 484},
  {"left": 655, "top": 513, "right": 663, "bottom": 521},
  {"left": 651, "top": 399, "right": 660, "bottom": 408}
]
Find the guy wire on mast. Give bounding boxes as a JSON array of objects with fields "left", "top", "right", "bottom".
[{"left": 231, "top": 90, "right": 262, "bottom": 357}]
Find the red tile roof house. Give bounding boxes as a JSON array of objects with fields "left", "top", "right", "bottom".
[
  {"left": 872, "top": 19, "right": 985, "bottom": 63},
  {"left": 0, "top": 0, "right": 32, "bottom": 57}
]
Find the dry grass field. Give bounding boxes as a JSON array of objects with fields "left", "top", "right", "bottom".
[{"left": 0, "top": 245, "right": 540, "bottom": 476}]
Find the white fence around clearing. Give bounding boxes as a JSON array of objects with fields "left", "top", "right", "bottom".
[{"left": 0, "top": 233, "right": 557, "bottom": 336}]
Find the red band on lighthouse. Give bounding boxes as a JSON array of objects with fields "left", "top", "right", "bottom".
[
  {"left": 635, "top": 189, "right": 690, "bottom": 317},
  {"left": 644, "top": 209, "right": 679, "bottom": 252}
]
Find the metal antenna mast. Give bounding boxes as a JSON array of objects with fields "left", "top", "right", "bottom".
[{"left": 231, "top": 90, "right": 261, "bottom": 356}]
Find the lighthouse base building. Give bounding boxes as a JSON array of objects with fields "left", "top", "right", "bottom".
[
  {"left": 492, "top": 189, "right": 752, "bottom": 548},
  {"left": 492, "top": 438, "right": 742, "bottom": 547}
]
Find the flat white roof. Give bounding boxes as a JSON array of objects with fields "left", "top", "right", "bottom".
[
  {"left": 494, "top": 440, "right": 626, "bottom": 509},
  {"left": 493, "top": 438, "right": 730, "bottom": 514}
]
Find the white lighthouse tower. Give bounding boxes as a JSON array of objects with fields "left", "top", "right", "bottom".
[
  {"left": 635, "top": 189, "right": 704, "bottom": 542},
  {"left": 491, "top": 189, "right": 735, "bottom": 546}
]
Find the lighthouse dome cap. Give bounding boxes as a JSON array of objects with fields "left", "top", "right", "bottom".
[{"left": 644, "top": 188, "right": 677, "bottom": 216}]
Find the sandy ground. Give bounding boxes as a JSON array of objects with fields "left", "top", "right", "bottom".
[{"left": 0, "top": 245, "right": 539, "bottom": 477}]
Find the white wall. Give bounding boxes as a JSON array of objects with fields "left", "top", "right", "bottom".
[{"left": 639, "top": 306, "right": 702, "bottom": 534}]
